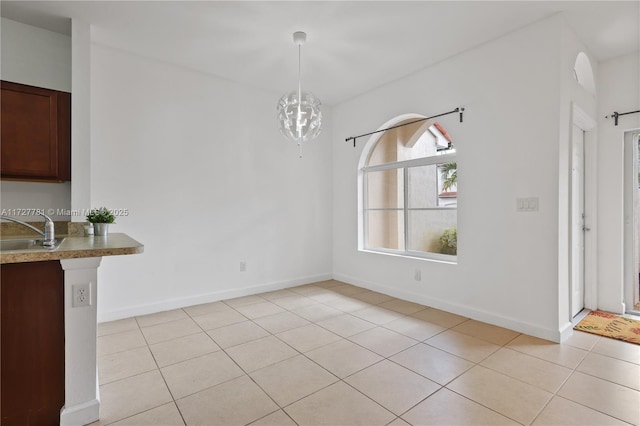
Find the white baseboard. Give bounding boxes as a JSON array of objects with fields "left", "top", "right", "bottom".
[
  {"left": 559, "top": 320, "right": 576, "bottom": 343},
  {"left": 60, "top": 398, "right": 99, "bottom": 426},
  {"left": 99, "top": 270, "right": 564, "bottom": 343},
  {"left": 97, "top": 273, "right": 332, "bottom": 323},
  {"left": 334, "top": 272, "right": 563, "bottom": 343}
]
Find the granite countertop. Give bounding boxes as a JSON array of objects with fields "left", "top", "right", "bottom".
[{"left": 0, "top": 233, "right": 144, "bottom": 264}]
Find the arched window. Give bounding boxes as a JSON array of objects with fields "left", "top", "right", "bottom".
[
  {"left": 573, "top": 52, "right": 596, "bottom": 96},
  {"left": 359, "top": 116, "right": 457, "bottom": 260}
]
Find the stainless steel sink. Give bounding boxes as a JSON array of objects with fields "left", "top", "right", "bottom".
[{"left": 0, "top": 238, "right": 63, "bottom": 251}]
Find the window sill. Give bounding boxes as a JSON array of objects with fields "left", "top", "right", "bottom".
[{"left": 359, "top": 248, "right": 457, "bottom": 265}]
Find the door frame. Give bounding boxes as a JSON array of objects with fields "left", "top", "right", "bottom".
[
  {"left": 624, "top": 130, "right": 640, "bottom": 314},
  {"left": 570, "top": 123, "right": 586, "bottom": 317},
  {"left": 571, "top": 104, "right": 597, "bottom": 314}
]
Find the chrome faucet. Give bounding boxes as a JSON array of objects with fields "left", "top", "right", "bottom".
[{"left": 1, "top": 213, "right": 56, "bottom": 247}]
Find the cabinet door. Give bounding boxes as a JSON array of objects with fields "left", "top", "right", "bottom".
[
  {"left": 1, "top": 81, "right": 70, "bottom": 181},
  {"left": 1, "top": 261, "right": 65, "bottom": 426}
]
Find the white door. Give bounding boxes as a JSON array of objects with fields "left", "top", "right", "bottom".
[
  {"left": 623, "top": 131, "right": 640, "bottom": 313},
  {"left": 571, "top": 124, "right": 586, "bottom": 317},
  {"left": 635, "top": 134, "right": 639, "bottom": 310}
]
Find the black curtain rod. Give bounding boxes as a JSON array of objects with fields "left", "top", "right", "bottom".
[
  {"left": 345, "top": 107, "right": 465, "bottom": 147},
  {"left": 606, "top": 109, "right": 640, "bottom": 126}
]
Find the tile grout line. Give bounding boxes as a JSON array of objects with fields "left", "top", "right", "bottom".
[
  {"left": 95, "top": 283, "right": 640, "bottom": 426},
  {"left": 136, "top": 311, "right": 189, "bottom": 426},
  {"left": 520, "top": 331, "right": 639, "bottom": 426},
  {"left": 405, "top": 329, "right": 585, "bottom": 425},
  {"left": 190, "top": 290, "right": 416, "bottom": 422},
  {"left": 395, "top": 330, "right": 524, "bottom": 425},
  {"left": 95, "top": 314, "right": 185, "bottom": 426},
  {"left": 141, "top": 305, "right": 281, "bottom": 424},
  {"left": 181, "top": 303, "right": 303, "bottom": 424},
  {"left": 279, "top": 296, "right": 471, "bottom": 424},
  {"left": 100, "top": 287, "right": 487, "bottom": 424},
  {"left": 536, "top": 341, "right": 638, "bottom": 425}
]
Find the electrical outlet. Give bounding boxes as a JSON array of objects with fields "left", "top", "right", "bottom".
[
  {"left": 72, "top": 283, "right": 91, "bottom": 308},
  {"left": 414, "top": 269, "right": 422, "bottom": 281},
  {"left": 239, "top": 261, "right": 247, "bottom": 272}
]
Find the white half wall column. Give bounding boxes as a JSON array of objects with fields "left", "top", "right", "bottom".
[{"left": 59, "top": 257, "right": 102, "bottom": 426}]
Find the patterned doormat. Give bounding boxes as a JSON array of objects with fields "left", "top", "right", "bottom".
[{"left": 574, "top": 311, "right": 640, "bottom": 345}]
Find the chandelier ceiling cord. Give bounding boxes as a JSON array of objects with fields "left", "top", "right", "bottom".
[{"left": 277, "top": 31, "right": 323, "bottom": 158}]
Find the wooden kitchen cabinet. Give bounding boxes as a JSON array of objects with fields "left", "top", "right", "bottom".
[
  {"left": 1, "top": 261, "right": 65, "bottom": 425},
  {"left": 1, "top": 81, "right": 71, "bottom": 181}
]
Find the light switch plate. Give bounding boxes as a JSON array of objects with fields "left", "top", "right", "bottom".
[{"left": 517, "top": 197, "right": 539, "bottom": 212}]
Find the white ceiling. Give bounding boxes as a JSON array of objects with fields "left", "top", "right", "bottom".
[{"left": 2, "top": 1, "right": 639, "bottom": 105}]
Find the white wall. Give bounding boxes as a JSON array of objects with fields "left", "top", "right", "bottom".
[
  {"left": 597, "top": 52, "right": 640, "bottom": 313},
  {"left": 333, "top": 16, "right": 567, "bottom": 341},
  {"left": 0, "top": 181, "right": 72, "bottom": 220},
  {"left": 91, "top": 45, "right": 333, "bottom": 321},
  {"left": 70, "top": 20, "right": 92, "bottom": 220},
  {"left": 1, "top": 17, "right": 71, "bottom": 91},
  {"left": 0, "top": 18, "right": 72, "bottom": 220}
]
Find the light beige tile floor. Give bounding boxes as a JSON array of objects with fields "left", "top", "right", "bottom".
[{"left": 92, "top": 281, "right": 640, "bottom": 426}]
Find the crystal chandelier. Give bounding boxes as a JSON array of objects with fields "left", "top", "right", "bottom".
[{"left": 277, "top": 31, "right": 322, "bottom": 158}]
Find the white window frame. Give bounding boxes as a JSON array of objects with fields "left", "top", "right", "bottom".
[{"left": 361, "top": 152, "right": 457, "bottom": 262}]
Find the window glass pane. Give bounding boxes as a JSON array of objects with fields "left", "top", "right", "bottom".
[
  {"left": 637, "top": 134, "right": 640, "bottom": 188},
  {"left": 407, "top": 163, "right": 457, "bottom": 208},
  {"left": 366, "top": 169, "right": 404, "bottom": 209},
  {"left": 436, "top": 162, "right": 457, "bottom": 207},
  {"left": 366, "top": 210, "right": 405, "bottom": 250},
  {"left": 407, "top": 165, "right": 438, "bottom": 209},
  {"left": 367, "top": 119, "right": 423, "bottom": 166},
  {"left": 407, "top": 210, "right": 457, "bottom": 254},
  {"left": 367, "top": 120, "right": 455, "bottom": 167}
]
